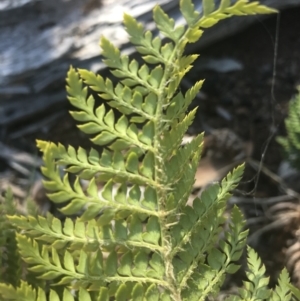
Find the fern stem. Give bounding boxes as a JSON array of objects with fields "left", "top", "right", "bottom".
[{"left": 152, "top": 21, "right": 201, "bottom": 299}]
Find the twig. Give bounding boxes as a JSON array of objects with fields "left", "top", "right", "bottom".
[{"left": 248, "top": 158, "right": 300, "bottom": 199}]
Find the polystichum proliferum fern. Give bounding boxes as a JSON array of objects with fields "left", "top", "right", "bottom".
[
  {"left": 0, "top": 0, "right": 299, "bottom": 300},
  {"left": 277, "top": 86, "right": 300, "bottom": 170}
]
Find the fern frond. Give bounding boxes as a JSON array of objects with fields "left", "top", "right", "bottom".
[
  {"left": 16, "top": 234, "right": 94, "bottom": 286},
  {"left": 171, "top": 183, "right": 221, "bottom": 256},
  {"left": 125, "top": 27, "right": 179, "bottom": 71},
  {"left": 16, "top": 233, "right": 170, "bottom": 291},
  {"left": 218, "top": 164, "right": 245, "bottom": 203},
  {"left": 77, "top": 69, "right": 153, "bottom": 121},
  {"left": 164, "top": 134, "right": 203, "bottom": 191},
  {"left": 288, "top": 283, "right": 300, "bottom": 301},
  {"left": 270, "top": 268, "right": 292, "bottom": 301},
  {"left": 181, "top": 206, "right": 248, "bottom": 300},
  {"left": 165, "top": 80, "right": 204, "bottom": 125},
  {"left": 170, "top": 170, "right": 246, "bottom": 291},
  {"left": 232, "top": 247, "right": 271, "bottom": 300},
  {"left": 36, "top": 141, "right": 158, "bottom": 218},
  {"left": 2, "top": 0, "right": 280, "bottom": 299},
  {"left": 220, "top": 206, "right": 248, "bottom": 275},
  {"left": 226, "top": 0, "right": 277, "bottom": 15},
  {"left": 4, "top": 230, "right": 21, "bottom": 288},
  {"left": 101, "top": 37, "right": 168, "bottom": 94},
  {"left": 37, "top": 141, "right": 154, "bottom": 184},
  {"left": 0, "top": 189, "right": 22, "bottom": 287},
  {"left": 0, "top": 281, "right": 37, "bottom": 300},
  {"left": 162, "top": 108, "right": 199, "bottom": 160},
  {"left": 277, "top": 87, "right": 300, "bottom": 169},
  {"left": 66, "top": 67, "right": 155, "bottom": 150},
  {"left": 9, "top": 213, "right": 164, "bottom": 253},
  {"left": 0, "top": 281, "right": 93, "bottom": 301},
  {"left": 190, "top": 0, "right": 277, "bottom": 30}
]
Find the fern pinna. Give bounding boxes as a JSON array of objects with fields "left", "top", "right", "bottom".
[{"left": 1, "top": 0, "right": 298, "bottom": 300}]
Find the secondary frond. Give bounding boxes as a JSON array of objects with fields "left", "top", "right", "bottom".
[
  {"left": 165, "top": 80, "right": 204, "bottom": 123},
  {"left": 164, "top": 134, "right": 203, "bottom": 191},
  {"left": 78, "top": 69, "right": 154, "bottom": 122},
  {"left": 181, "top": 206, "right": 248, "bottom": 300},
  {"left": 100, "top": 36, "right": 171, "bottom": 96},
  {"left": 37, "top": 141, "right": 155, "bottom": 184},
  {"left": 0, "top": 0, "right": 286, "bottom": 300},
  {"left": 277, "top": 87, "right": 300, "bottom": 169},
  {"left": 0, "top": 282, "right": 97, "bottom": 301},
  {"left": 16, "top": 233, "right": 170, "bottom": 292},
  {"left": 124, "top": 13, "right": 177, "bottom": 65},
  {"left": 218, "top": 164, "right": 245, "bottom": 203},
  {"left": 0, "top": 189, "right": 21, "bottom": 287},
  {"left": 161, "top": 108, "right": 199, "bottom": 160},
  {"left": 9, "top": 213, "right": 163, "bottom": 253},
  {"left": 233, "top": 247, "right": 271, "bottom": 300},
  {"left": 67, "top": 67, "right": 155, "bottom": 151},
  {"left": 270, "top": 268, "right": 292, "bottom": 301},
  {"left": 37, "top": 141, "right": 159, "bottom": 217},
  {"left": 181, "top": 0, "right": 277, "bottom": 30}
]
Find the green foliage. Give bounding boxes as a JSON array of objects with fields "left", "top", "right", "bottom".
[
  {"left": 0, "top": 0, "right": 297, "bottom": 300},
  {"left": 0, "top": 189, "right": 21, "bottom": 287},
  {"left": 277, "top": 86, "right": 300, "bottom": 169},
  {"left": 226, "top": 249, "right": 294, "bottom": 301},
  {"left": 272, "top": 268, "right": 293, "bottom": 301}
]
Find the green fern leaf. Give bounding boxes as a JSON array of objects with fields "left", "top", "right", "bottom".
[
  {"left": 0, "top": 281, "right": 37, "bottom": 300},
  {"left": 233, "top": 247, "right": 271, "bottom": 300},
  {"left": 195, "top": 0, "right": 277, "bottom": 29},
  {"left": 219, "top": 0, "right": 231, "bottom": 10},
  {"left": 288, "top": 283, "right": 300, "bottom": 301},
  {"left": 0, "top": 1, "right": 281, "bottom": 300},
  {"left": 277, "top": 87, "right": 300, "bottom": 169},
  {"left": 270, "top": 268, "right": 292, "bottom": 301},
  {"left": 67, "top": 67, "right": 154, "bottom": 150},
  {"left": 203, "top": 0, "right": 215, "bottom": 16},
  {"left": 228, "top": 0, "right": 278, "bottom": 15},
  {"left": 78, "top": 69, "right": 148, "bottom": 117},
  {"left": 180, "top": 0, "right": 201, "bottom": 27},
  {"left": 0, "top": 281, "right": 94, "bottom": 301},
  {"left": 0, "top": 189, "right": 22, "bottom": 287},
  {"left": 180, "top": 206, "right": 247, "bottom": 300},
  {"left": 218, "top": 164, "right": 245, "bottom": 203}
]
